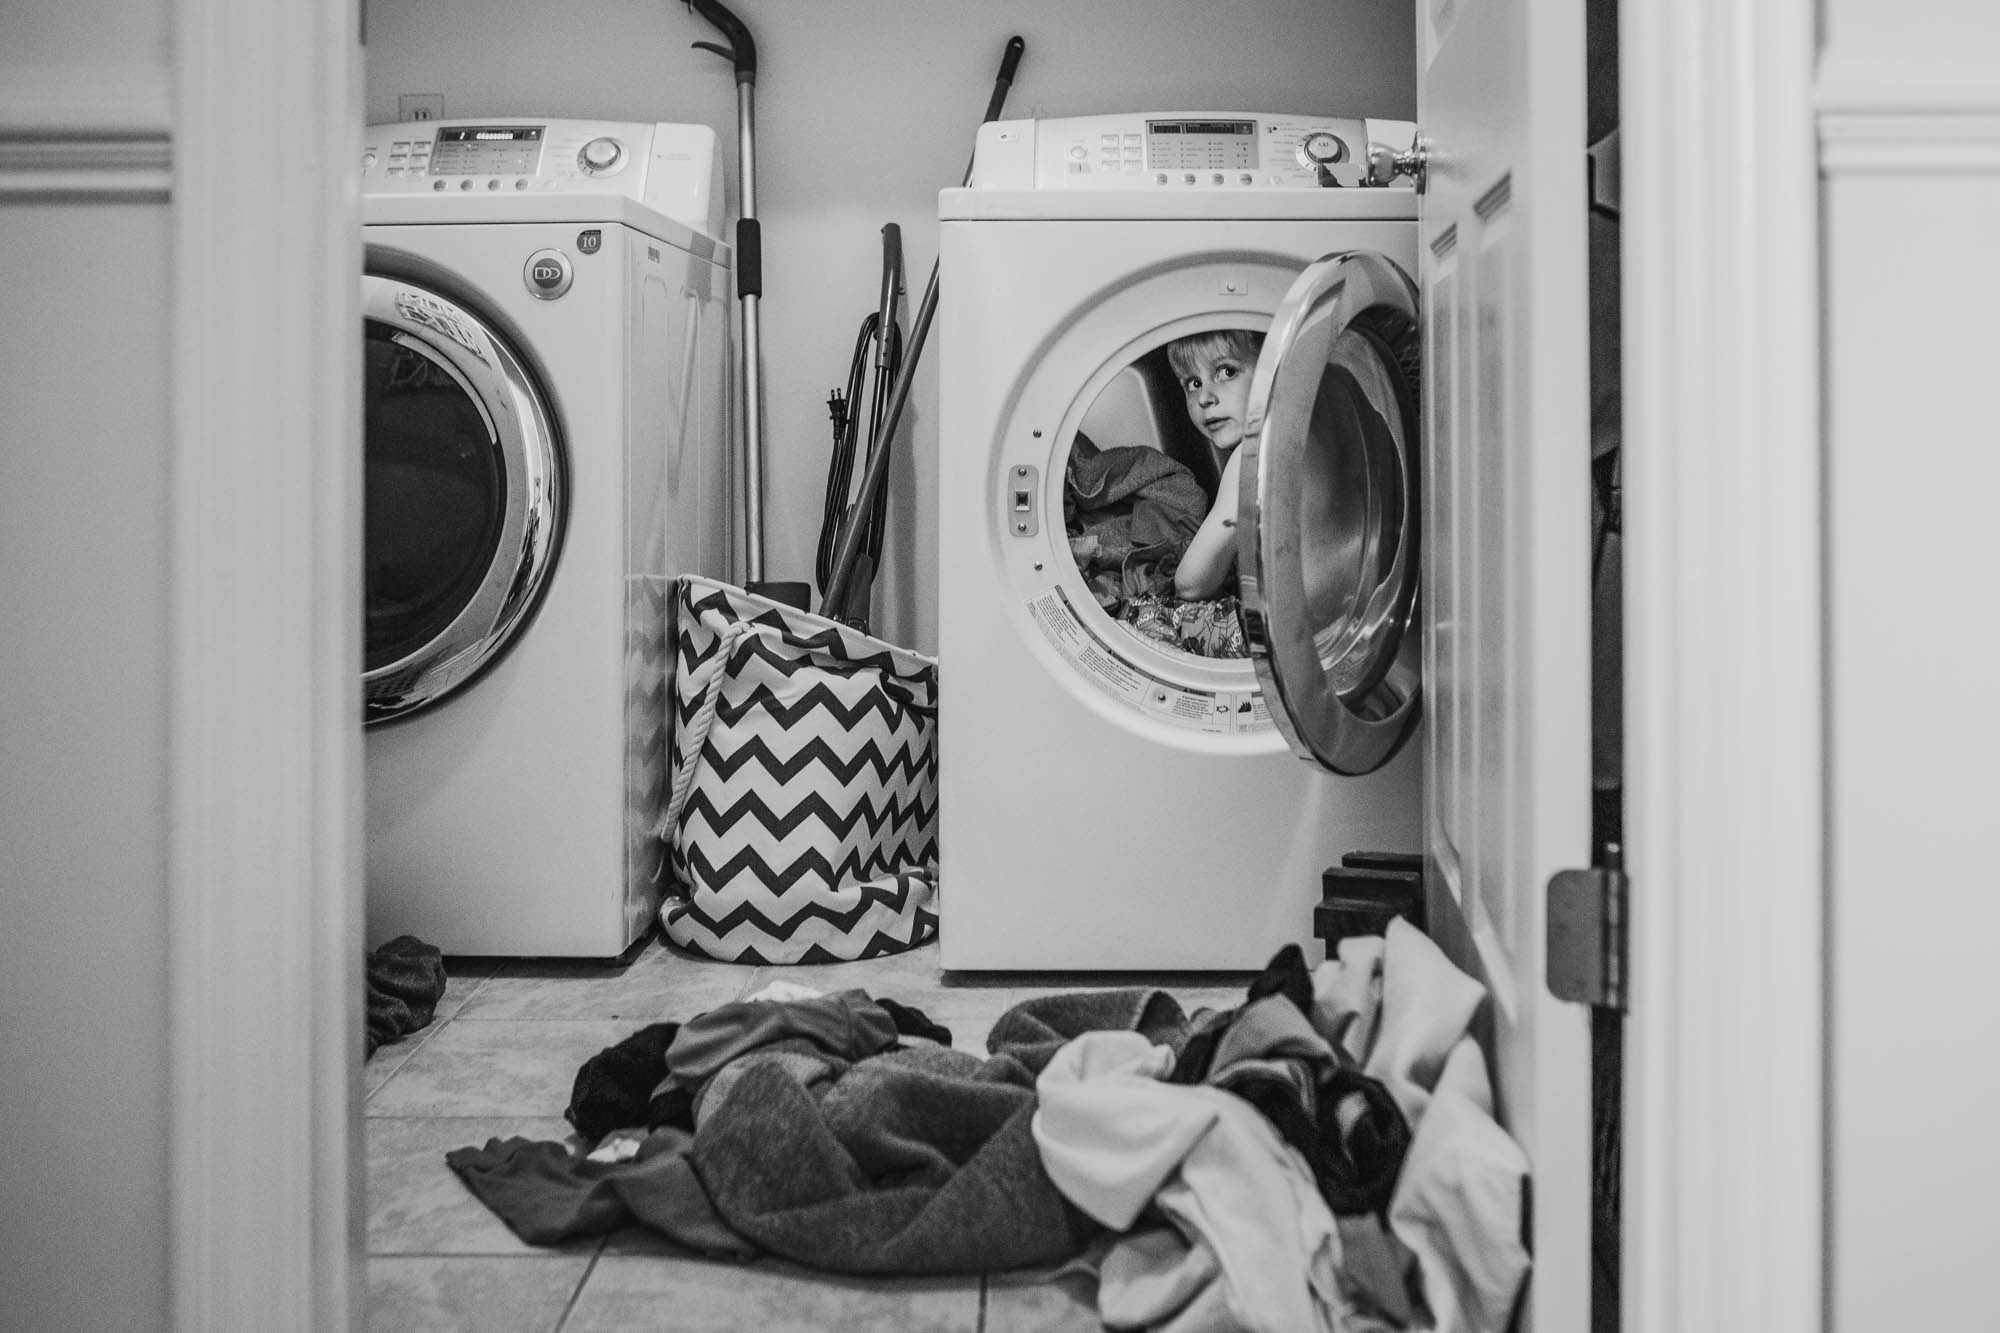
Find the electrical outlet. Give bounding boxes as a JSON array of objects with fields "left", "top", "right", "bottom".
[{"left": 398, "top": 94, "right": 444, "bottom": 123}]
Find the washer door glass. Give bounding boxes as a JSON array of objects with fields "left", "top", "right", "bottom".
[
  {"left": 362, "top": 273, "right": 564, "bottom": 725},
  {"left": 1238, "top": 250, "right": 1421, "bottom": 775}
]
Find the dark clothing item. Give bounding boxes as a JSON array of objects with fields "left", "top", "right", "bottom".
[
  {"left": 364, "top": 935, "right": 447, "bottom": 1057},
  {"left": 566, "top": 1021, "right": 684, "bottom": 1142},
  {"left": 446, "top": 1128, "right": 756, "bottom": 1259},
  {"left": 878, "top": 995, "right": 953, "bottom": 1046},
  {"left": 1064, "top": 434, "right": 1208, "bottom": 617},
  {"left": 1169, "top": 984, "right": 1414, "bottom": 1220},
  {"left": 1247, "top": 941, "right": 1316, "bottom": 1013}
]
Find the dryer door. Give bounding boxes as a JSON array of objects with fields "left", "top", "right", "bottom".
[
  {"left": 1238, "top": 249, "right": 1421, "bottom": 776},
  {"left": 361, "top": 272, "right": 565, "bottom": 725}
]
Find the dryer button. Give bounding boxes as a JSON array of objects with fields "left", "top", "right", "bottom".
[{"left": 524, "top": 248, "right": 573, "bottom": 300}]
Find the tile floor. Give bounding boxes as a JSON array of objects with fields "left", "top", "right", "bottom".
[{"left": 363, "top": 934, "right": 1256, "bottom": 1332}]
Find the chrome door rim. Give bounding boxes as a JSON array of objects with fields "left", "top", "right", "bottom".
[
  {"left": 1237, "top": 249, "right": 1421, "bottom": 775},
  {"left": 361, "top": 271, "right": 564, "bottom": 724}
]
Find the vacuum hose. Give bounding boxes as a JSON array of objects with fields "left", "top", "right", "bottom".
[{"left": 817, "top": 36, "right": 1026, "bottom": 622}]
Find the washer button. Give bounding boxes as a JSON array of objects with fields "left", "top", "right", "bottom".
[{"left": 524, "top": 248, "right": 573, "bottom": 300}]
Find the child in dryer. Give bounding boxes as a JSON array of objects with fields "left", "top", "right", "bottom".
[{"left": 1166, "top": 327, "right": 1265, "bottom": 599}]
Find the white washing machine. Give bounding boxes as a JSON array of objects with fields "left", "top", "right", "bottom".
[
  {"left": 362, "top": 118, "right": 734, "bottom": 958},
  {"left": 939, "top": 112, "right": 1426, "bottom": 970}
]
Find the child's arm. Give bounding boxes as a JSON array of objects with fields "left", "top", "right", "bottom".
[{"left": 1174, "top": 448, "right": 1243, "bottom": 600}]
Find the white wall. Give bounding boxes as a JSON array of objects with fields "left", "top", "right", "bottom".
[
  {"left": 362, "top": 0, "right": 1416, "bottom": 650},
  {"left": 0, "top": 9, "right": 175, "bottom": 1330},
  {"left": 1820, "top": 2, "right": 2000, "bottom": 1327}
]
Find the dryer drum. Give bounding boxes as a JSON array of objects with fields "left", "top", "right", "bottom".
[
  {"left": 360, "top": 272, "right": 566, "bottom": 725},
  {"left": 1239, "top": 249, "right": 1423, "bottom": 777}
]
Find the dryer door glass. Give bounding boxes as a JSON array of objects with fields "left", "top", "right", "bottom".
[
  {"left": 364, "top": 326, "right": 506, "bottom": 672},
  {"left": 1238, "top": 249, "right": 1421, "bottom": 775},
  {"left": 361, "top": 273, "right": 565, "bottom": 725}
]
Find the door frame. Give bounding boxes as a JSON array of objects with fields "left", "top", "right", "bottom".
[
  {"left": 1621, "top": 1, "right": 1824, "bottom": 1330},
  {"left": 166, "top": 2, "right": 1830, "bottom": 1329},
  {"left": 168, "top": 0, "right": 363, "bottom": 1326}
]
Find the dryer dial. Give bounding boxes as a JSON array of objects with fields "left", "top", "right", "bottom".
[
  {"left": 1296, "top": 131, "right": 1349, "bottom": 168},
  {"left": 578, "top": 136, "right": 625, "bottom": 175}
]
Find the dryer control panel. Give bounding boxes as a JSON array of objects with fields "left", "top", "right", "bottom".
[
  {"left": 361, "top": 118, "right": 722, "bottom": 238},
  {"left": 968, "top": 112, "right": 1417, "bottom": 191}
]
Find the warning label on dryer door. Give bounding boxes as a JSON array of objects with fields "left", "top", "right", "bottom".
[{"left": 1027, "top": 587, "right": 1272, "bottom": 735}]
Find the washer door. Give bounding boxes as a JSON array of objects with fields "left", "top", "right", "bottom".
[
  {"left": 1238, "top": 250, "right": 1421, "bottom": 775},
  {"left": 362, "top": 271, "right": 565, "bottom": 725}
]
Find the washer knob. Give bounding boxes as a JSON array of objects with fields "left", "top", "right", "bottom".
[
  {"left": 578, "top": 137, "right": 625, "bottom": 174},
  {"left": 1297, "top": 130, "right": 1348, "bottom": 167}
]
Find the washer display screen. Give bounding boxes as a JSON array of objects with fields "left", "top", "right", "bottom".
[
  {"left": 431, "top": 125, "right": 545, "bottom": 176},
  {"left": 1144, "top": 119, "right": 1258, "bottom": 170}
]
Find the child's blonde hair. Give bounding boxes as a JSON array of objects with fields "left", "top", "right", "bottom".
[{"left": 1165, "top": 327, "right": 1265, "bottom": 382}]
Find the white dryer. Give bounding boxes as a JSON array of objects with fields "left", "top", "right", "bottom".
[
  {"left": 939, "top": 113, "right": 1425, "bottom": 970},
  {"left": 362, "top": 118, "right": 734, "bottom": 958}
]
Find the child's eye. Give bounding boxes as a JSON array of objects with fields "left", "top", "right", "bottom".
[
  {"left": 1213, "top": 361, "right": 1241, "bottom": 381},
  {"left": 1183, "top": 376, "right": 1203, "bottom": 393}
]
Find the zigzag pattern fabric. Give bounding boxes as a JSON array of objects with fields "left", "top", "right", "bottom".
[{"left": 658, "top": 577, "right": 939, "bottom": 964}]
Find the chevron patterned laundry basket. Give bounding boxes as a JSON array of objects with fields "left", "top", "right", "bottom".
[{"left": 655, "top": 577, "right": 939, "bottom": 964}]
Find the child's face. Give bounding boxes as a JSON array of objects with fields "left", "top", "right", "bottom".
[{"left": 1177, "top": 345, "right": 1255, "bottom": 451}]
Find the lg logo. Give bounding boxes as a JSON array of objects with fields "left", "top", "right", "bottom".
[{"left": 523, "top": 248, "right": 572, "bottom": 300}]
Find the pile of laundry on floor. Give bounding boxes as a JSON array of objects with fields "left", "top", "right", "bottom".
[{"left": 447, "top": 921, "right": 1527, "bottom": 1332}]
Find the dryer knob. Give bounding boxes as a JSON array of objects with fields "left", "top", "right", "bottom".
[{"left": 578, "top": 137, "right": 625, "bottom": 174}]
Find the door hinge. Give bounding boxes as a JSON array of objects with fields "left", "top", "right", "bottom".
[
  {"left": 1546, "top": 861, "right": 1628, "bottom": 1011},
  {"left": 1587, "top": 125, "right": 1621, "bottom": 221}
]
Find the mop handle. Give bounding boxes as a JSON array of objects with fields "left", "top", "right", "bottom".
[{"left": 818, "top": 35, "right": 1026, "bottom": 620}]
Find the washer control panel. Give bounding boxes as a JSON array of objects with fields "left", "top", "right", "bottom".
[
  {"left": 361, "top": 117, "right": 722, "bottom": 236},
  {"left": 969, "top": 112, "right": 1417, "bottom": 190}
]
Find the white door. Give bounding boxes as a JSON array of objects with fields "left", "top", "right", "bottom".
[{"left": 1420, "top": 0, "right": 1596, "bottom": 1327}]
